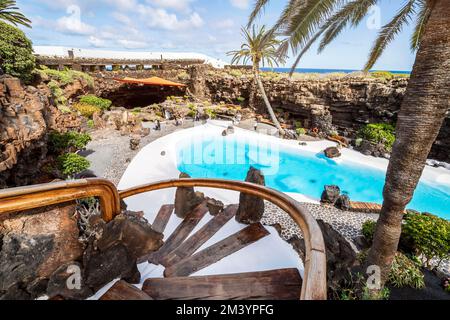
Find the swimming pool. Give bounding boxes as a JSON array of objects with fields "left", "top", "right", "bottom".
[{"left": 177, "top": 136, "right": 450, "bottom": 220}]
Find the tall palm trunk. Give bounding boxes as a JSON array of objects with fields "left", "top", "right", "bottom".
[
  {"left": 252, "top": 64, "right": 286, "bottom": 135},
  {"left": 366, "top": 0, "right": 450, "bottom": 287}
]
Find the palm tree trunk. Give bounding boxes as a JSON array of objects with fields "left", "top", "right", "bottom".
[
  {"left": 366, "top": 0, "right": 450, "bottom": 288},
  {"left": 253, "top": 65, "right": 286, "bottom": 136}
]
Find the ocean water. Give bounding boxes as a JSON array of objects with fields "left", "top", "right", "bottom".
[
  {"left": 177, "top": 137, "right": 449, "bottom": 220},
  {"left": 261, "top": 67, "right": 411, "bottom": 74}
]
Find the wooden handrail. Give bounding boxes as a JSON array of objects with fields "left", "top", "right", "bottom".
[
  {"left": 120, "top": 178, "right": 327, "bottom": 300},
  {"left": 0, "top": 177, "right": 327, "bottom": 300},
  {"left": 0, "top": 179, "right": 121, "bottom": 222}
]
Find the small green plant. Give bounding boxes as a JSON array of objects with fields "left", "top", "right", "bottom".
[
  {"left": 229, "top": 69, "right": 243, "bottom": 77},
  {"left": 388, "top": 252, "right": 425, "bottom": 289},
  {"left": 236, "top": 96, "right": 246, "bottom": 104},
  {"left": 443, "top": 278, "right": 450, "bottom": 293},
  {"left": 57, "top": 153, "right": 90, "bottom": 177},
  {"left": 362, "top": 220, "right": 377, "bottom": 243},
  {"left": 48, "top": 80, "right": 68, "bottom": 107},
  {"left": 296, "top": 128, "right": 306, "bottom": 136},
  {"left": 73, "top": 103, "right": 101, "bottom": 118},
  {"left": 87, "top": 120, "right": 95, "bottom": 129},
  {"left": 49, "top": 131, "right": 92, "bottom": 154},
  {"left": 401, "top": 212, "right": 450, "bottom": 267},
  {"left": 371, "top": 71, "right": 395, "bottom": 80},
  {"left": 358, "top": 123, "right": 396, "bottom": 150},
  {"left": 177, "top": 71, "right": 190, "bottom": 81},
  {"left": 204, "top": 108, "right": 217, "bottom": 119},
  {"left": 79, "top": 95, "right": 112, "bottom": 110}
]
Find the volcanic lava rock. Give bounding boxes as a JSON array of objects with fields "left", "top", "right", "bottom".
[
  {"left": 206, "top": 198, "right": 224, "bottom": 216},
  {"left": 321, "top": 185, "right": 341, "bottom": 204},
  {"left": 174, "top": 172, "right": 205, "bottom": 218},
  {"left": 236, "top": 167, "right": 265, "bottom": 224},
  {"left": 324, "top": 147, "right": 341, "bottom": 159},
  {"left": 335, "top": 195, "right": 351, "bottom": 211}
]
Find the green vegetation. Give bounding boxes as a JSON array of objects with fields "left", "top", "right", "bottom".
[
  {"left": 236, "top": 97, "right": 246, "bottom": 104},
  {"left": 48, "top": 80, "right": 68, "bottom": 107},
  {"left": 296, "top": 128, "right": 306, "bottom": 136},
  {"left": 0, "top": 21, "right": 35, "bottom": 81},
  {"left": 177, "top": 71, "right": 190, "bottom": 81},
  {"left": 371, "top": 71, "right": 410, "bottom": 80},
  {"left": 336, "top": 273, "right": 390, "bottom": 300},
  {"left": 49, "top": 131, "right": 91, "bottom": 153},
  {"left": 204, "top": 108, "right": 217, "bottom": 119},
  {"left": 229, "top": 69, "right": 243, "bottom": 78},
  {"left": 87, "top": 119, "right": 95, "bottom": 129},
  {"left": 73, "top": 103, "right": 101, "bottom": 118},
  {"left": 38, "top": 66, "right": 94, "bottom": 88},
  {"left": 401, "top": 212, "right": 450, "bottom": 267},
  {"left": 79, "top": 95, "right": 112, "bottom": 110},
  {"left": 0, "top": 0, "right": 31, "bottom": 27},
  {"left": 57, "top": 153, "right": 90, "bottom": 177},
  {"left": 388, "top": 252, "right": 425, "bottom": 289},
  {"left": 358, "top": 123, "right": 396, "bottom": 150},
  {"left": 362, "top": 220, "right": 377, "bottom": 243}
]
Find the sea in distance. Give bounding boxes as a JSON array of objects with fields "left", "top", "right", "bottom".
[{"left": 261, "top": 67, "right": 411, "bottom": 74}]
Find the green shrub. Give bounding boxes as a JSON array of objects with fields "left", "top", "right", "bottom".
[
  {"left": 370, "top": 71, "right": 396, "bottom": 80},
  {"left": 388, "top": 252, "right": 425, "bottom": 289},
  {"left": 401, "top": 212, "right": 450, "bottom": 267},
  {"left": 39, "top": 67, "right": 94, "bottom": 87},
  {"left": 362, "top": 220, "right": 377, "bottom": 243},
  {"left": 73, "top": 103, "right": 101, "bottom": 118},
  {"left": 358, "top": 123, "right": 396, "bottom": 150},
  {"left": 48, "top": 80, "right": 67, "bottom": 106},
  {"left": 0, "top": 22, "right": 36, "bottom": 82},
  {"left": 205, "top": 108, "right": 217, "bottom": 119},
  {"left": 79, "top": 95, "right": 112, "bottom": 110},
  {"left": 444, "top": 278, "right": 450, "bottom": 293},
  {"left": 87, "top": 120, "right": 95, "bottom": 129},
  {"left": 229, "top": 70, "right": 243, "bottom": 77},
  {"left": 57, "top": 153, "right": 90, "bottom": 177},
  {"left": 177, "top": 71, "right": 190, "bottom": 81},
  {"left": 49, "top": 131, "right": 92, "bottom": 153},
  {"left": 296, "top": 128, "right": 306, "bottom": 136}
]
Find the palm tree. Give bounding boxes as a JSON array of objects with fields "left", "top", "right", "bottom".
[
  {"left": 227, "top": 25, "right": 287, "bottom": 136},
  {"left": 249, "top": 0, "right": 450, "bottom": 292},
  {"left": 0, "top": 0, "right": 31, "bottom": 28}
]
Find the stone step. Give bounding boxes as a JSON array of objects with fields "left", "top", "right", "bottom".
[
  {"left": 142, "top": 268, "right": 302, "bottom": 300},
  {"left": 152, "top": 204, "right": 174, "bottom": 234},
  {"left": 99, "top": 280, "right": 152, "bottom": 300},
  {"left": 164, "top": 223, "right": 270, "bottom": 277},
  {"left": 160, "top": 204, "right": 238, "bottom": 267},
  {"left": 147, "top": 201, "right": 209, "bottom": 265}
]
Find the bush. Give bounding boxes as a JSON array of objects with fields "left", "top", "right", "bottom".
[
  {"left": 87, "top": 120, "right": 95, "bottom": 129},
  {"left": 0, "top": 22, "right": 36, "bottom": 82},
  {"left": 229, "top": 70, "right": 243, "bottom": 77},
  {"left": 371, "top": 71, "right": 396, "bottom": 80},
  {"left": 73, "top": 103, "right": 101, "bottom": 118},
  {"left": 38, "top": 67, "right": 94, "bottom": 87},
  {"left": 401, "top": 212, "right": 450, "bottom": 267},
  {"left": 236, "top": 96, "right": 246, "bottom": 104},
  {"left": 388, "top": 252, "right": 425, "bottom": 289},
  {"left": 362, "top": 220, "right": 377, "bottom": 243},
  {"left": 48, "top": 80, "right": 67, "bottom": 107},
  {"left": 296, "top": 128, "right": 306, "bottom": 136},
  {"left": 79, "top": 95, "right": 112, "bottom": 110},
  {"left": 358, "top": 123, "right": 396, "bottom": 150},
  {"left": 177, "top": 71, "right": 190, "bottom": 81},
  {"left": 49, "top": 131, "right": 92, "bottom": 154},
  {"left": 57, "top": 153, "right": 90, "bottom": 177}
]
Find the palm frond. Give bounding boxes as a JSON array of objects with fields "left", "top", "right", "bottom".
[
  {"left": 318, "top": 0, "right": 378, "bottom": 53},
  {"left": 410, "top": 0, "right": 433, "bottom": 51},
  {"left": 248, "top": 0, "right": 271, "bottom": 27},
  {"left": 364, "top": 0, "right": 417, "bottom": 71},
  {"left": 0, "top": 0, "right": 31, "bottom": 28}
]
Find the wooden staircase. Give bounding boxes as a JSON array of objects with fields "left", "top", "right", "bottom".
[{"left": 100, "top": 202, "right": 303, "bottom": 300}]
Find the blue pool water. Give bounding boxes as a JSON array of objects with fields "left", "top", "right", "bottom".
[{"left": 177, "top": 137, "right": 450, "bottom": 220}]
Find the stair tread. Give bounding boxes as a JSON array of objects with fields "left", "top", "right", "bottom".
[
  {"left": 148, "top": 201, "right": 209, "bottom": 264},
  {"left": 142, "top": 268, "right": 302, "bottom": 300},
  {"left": 164, "top": 223, "right": 270, "bottom": 278},
  {"left": 152, "top": 204, "right": 174, "bottom": 234},
  {"left": 99, "top": 280, "right": 153, "bottom": 300},
  {"left": 160, "top": 204, "right": 238, "bottom": 267}
]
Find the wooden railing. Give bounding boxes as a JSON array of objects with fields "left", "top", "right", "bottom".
[{"left": 0, "top": 178, "right": 327, "bottom": 300}]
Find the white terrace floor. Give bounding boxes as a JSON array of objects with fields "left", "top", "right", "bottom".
[{"left": 90, "top": 120, "right": 450, "bottom": 298}]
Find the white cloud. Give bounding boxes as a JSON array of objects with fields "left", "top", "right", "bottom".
[
  {"left": 230, "top": 0, "right": 250, "bottom": 9},
  {"left": 215, "top": 18, "right": 235, "bottom": 28},
  {"left": 103, "top": 0, "right": 138, "bottom": 11},
  {"left": 146, "top": 0, "right": 194, "bottom": 12},
  {"left": 138, "top": 6, "right": 204, "bottom": 30},
  {"left": 111, "top": 12, "right": 134, "bottom": 26},
  {"left": 56, "top": 5, "right": 96, "bottom": 35},
  {"left": 116, "top": 39, "right": 149, "bottom": 49},
  {"left": 88, "top": 36, "right": 107, "bottom": 47}
]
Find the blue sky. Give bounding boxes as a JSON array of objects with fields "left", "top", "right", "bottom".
[{"left": 17, "top": 0, "right": 416, "bottom": 71}]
